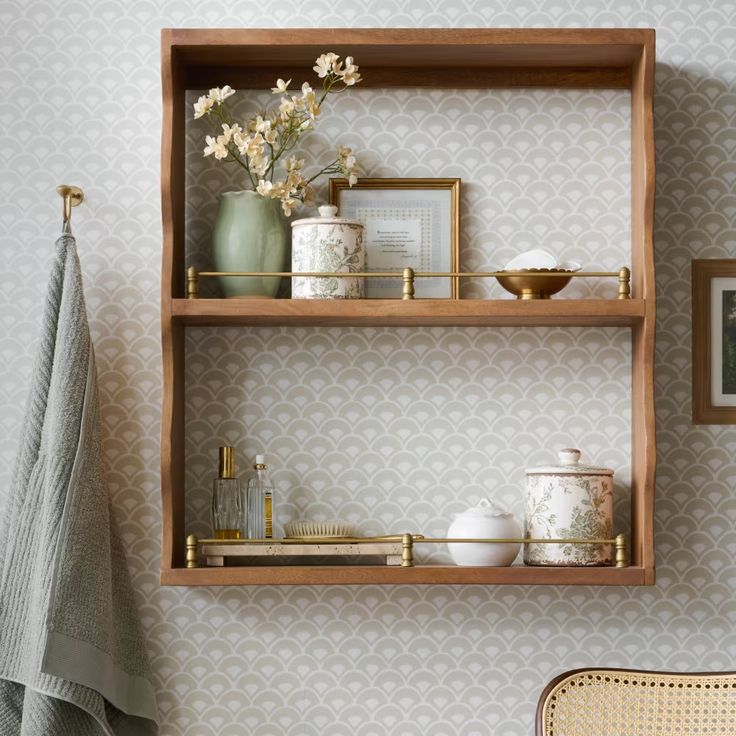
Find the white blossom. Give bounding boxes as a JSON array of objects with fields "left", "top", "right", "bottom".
[
  {"left": 203, "top": 135, "right": 228, "bottom": 160},
  {"left": 253, "top": 115, "right": 272, "bottom": 134},
  {"left": 271, "top": 78, "right": 291, "bottom": 94},
  {"left": 242, "top": 133, "right": 265, "bottom": 160},
  {"left": 281, "top": 199, "right": 296, "bottom": 216},
  {"left": 279, "top": 97, "right": 296, "bottom": 117},
  {"left": 256, "top": 180, "right": 277, "bottom": 197},
  {"left": 285, "top": 156, "right": 304, "bottom": 172},
  {"left": 208, "top": 85, "right": 235, "bottom": 104},
  {"left": 341, "top": 68, "right": 361, "bottom": 86},
  {"left": 193, "top": 95, "right": 213, "bottom": 119},
  {"left": 220, "top": 123, "right": 240, "bottom": 145},
  {"left": 313, "top": 52, "right": 339, "bottom": 78},
  {"left": 251, "top": 154, "right": 269, "bottom": 177}
]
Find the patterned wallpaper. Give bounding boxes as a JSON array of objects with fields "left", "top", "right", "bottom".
[{"left": 2, "top": 2, "right": 736, "bottom": 735}]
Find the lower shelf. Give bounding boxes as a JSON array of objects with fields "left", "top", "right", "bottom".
[{"left": 160, "top": 564, "right": 650, "bottom": 586}]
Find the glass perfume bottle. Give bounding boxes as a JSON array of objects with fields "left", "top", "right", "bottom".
[
  {"left": 246, "top": 454, "right": 273, "bottom": 539},
  {"left": 211, "top": 446, "right": 242, "bottom": 539}
]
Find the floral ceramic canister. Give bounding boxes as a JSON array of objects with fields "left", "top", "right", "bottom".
[
  {"left": 524, "top": 448, "right": 614, "bottom": 566},
  {"left": 447, "top": 498, "right": 521, "bottom": 566},
  {"left": 291, "top": 205, "right": 364, "bottom": 299}
]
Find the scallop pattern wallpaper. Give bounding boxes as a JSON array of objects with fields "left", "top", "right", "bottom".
[{"left": 1, "top": 1, "right": 735, "bottom": 735}]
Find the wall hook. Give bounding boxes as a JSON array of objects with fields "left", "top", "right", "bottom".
[{"left": 56, "top": 184, "right": 84, "bottom": 229}]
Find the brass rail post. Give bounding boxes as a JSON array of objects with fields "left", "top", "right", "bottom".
[
  {"left": 402, "top": 268, "right": 415, "bottom": 300},
  {"left": 615, "top": 533, "right": 628, "bottom": 567},
  {"left": 187, "top": 267, "right": 200, "bottom": 299},
  {"left": 186, "top": 534, "right": 199, "bottom": 568},
  {"left": 401, "top": 533, "right": 414, "bottom": 566},
  {"left": 618, "top": 267, "right": 631, "bottom": 299}
]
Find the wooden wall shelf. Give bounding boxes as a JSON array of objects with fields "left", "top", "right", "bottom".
[
  {"left": 162, "top": 564, "right": 648, "bottom": 587},
  {"left": 160, "top": 28, "right": 656, "bottom": 587},
  {"left": 173, "top": 298, "right": 648, "bottom": 327}
]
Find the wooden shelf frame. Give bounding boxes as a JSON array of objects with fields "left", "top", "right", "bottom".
[
  {"left": 172, "top": 298, "right": 646, "bottom": 327},
  {"left": 161, "top": 565, "right": 648, "bottom": 587},
  {"left": 161, "top": 28, "right": 656, "bottom": 586}
]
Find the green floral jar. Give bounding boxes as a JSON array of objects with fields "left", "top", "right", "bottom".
[
  {"left": 524, "top": 448, "right": 614, "bottom": 566},
  {"left": 290, "top": 205, "right": 364, "bottom": 299}
]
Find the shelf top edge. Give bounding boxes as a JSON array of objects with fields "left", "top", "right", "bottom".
[
  {"left": 162, "top": 29, "right": 654, "bottom": 74},
  {"left": 172, "top": 298, "right": 647, "bottom": 311},
  {"left": 162, "top": 27, "right": 655, "bottom": 47}
]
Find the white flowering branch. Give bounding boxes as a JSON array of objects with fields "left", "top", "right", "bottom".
[{"left": 193, "top": 52, "right": 362, "bottom": 216}]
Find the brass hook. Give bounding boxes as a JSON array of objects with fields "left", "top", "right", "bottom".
[{"left": 56, "top": 185, "right": 84, "bottom": 227}]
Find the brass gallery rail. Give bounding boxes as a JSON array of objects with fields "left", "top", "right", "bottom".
[
  {"left": 186, "top": 266, "right": 632, "bottom": 300},
  {"left": 186, "top": 532, "right": 629, "bottom": 569}
]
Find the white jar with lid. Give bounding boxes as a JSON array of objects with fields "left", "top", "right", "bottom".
[
  {"left": 524, "top": 448, "right": 614, "bottom": 566},
  {"left": 447, "top": 498, "right": 521, "bottom": 566},
  {"left": 291, "top": 204, "right": 364, "bottom": 299}
]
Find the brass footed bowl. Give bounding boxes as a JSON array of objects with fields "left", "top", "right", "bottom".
[{"left": 496, "top": 268, "right": 575, "bottom": 300}]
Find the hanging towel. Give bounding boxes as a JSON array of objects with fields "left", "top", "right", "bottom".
[{"left": 0, "top": 233, "right": 159, "bottom": 735}]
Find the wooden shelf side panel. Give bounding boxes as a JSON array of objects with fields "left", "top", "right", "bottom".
[
  {"left": 629, "top": 31, "right": 656, "bottom": 582},
  {"left": 161, "top": 39, "right": 187, "bottom": 569}
]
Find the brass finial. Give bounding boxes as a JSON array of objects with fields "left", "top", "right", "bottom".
[
  {"left": 615, "top": 533, "right": 629, "bottom": 567},
  {"left": 618, "top": 266, "right": 631, "bottom": 300},
  {"left": 401, "top": 533, "right": 414, "bottom": 567},
  {"left": 219, "top": 446, "right": 236, "bottom": 479},
  {"left": 186, "top": 534, "right": 199, "bottom": 568},
  {"left": 187, "top": 266, "right": 200, "bottom": 299},
  {"left": 402, "top": 267, "right": 415, "bottom": 300}
]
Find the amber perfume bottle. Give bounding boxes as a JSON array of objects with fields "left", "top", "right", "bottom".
[
  {"left": 246, "top": 454, "right": 273, "bottom": 539},
  {"left": 211, "top": 446, "right": 242, "bottom": 539}
]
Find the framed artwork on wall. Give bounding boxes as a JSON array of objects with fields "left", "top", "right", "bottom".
[
  {"left": 692, "top": 259, "right": 736, "bottom": 424},
  {"left": 329, "top": 177, "right": 460, "bottom": 298}
]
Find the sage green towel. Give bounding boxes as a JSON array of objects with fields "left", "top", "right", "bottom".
[{"left": 0, "top": 233, "right": 159, "bottom": 735}]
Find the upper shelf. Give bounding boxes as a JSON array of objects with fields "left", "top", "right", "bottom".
[
  {"left": 166, "top": 28, "right": 653, "bottom": 90},
  {"left": 172, "top": 298, "right": 648, "bottom": 327}
]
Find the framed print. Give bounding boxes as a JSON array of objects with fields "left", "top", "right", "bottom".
[
  {"left": 329, "top": 178, "right": 460, "bottom": 298},
  {"left": 692, "top": 259, "right": 736, "bottom": 424}
]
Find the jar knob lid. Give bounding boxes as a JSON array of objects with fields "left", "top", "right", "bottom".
[
  {"left": 472, "top": 497, "right": 511, "bottom": 517},
  {"left": 318, "top": 204, "right": 339, "bottom": 218},
  {"left": 558, "top": 448, "right": 581, "bottom": 466}
]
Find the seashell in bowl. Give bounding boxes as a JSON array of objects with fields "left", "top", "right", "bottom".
[
  {"left": 284, "top": 520, "right": 356, "bottom": 539},
  {"left": 504, "top": 249, "right": 557, "bottom": 271},
  {"left": 495, "top": 266, "right": 581, "bottom": 300}
]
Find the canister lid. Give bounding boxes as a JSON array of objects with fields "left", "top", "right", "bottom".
[
  {"left": 454, "top": 497, "right": 515, "bottom": 519},
  {"left": 290, "top": 204, "right": 363, "bottom": 228},
  {"left": 525, "top": 448, "right": 613, "bottom": 476}
]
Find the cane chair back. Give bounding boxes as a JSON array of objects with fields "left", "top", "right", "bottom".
[{"left": 537, "top": 668, "right": 736, "bottom": 736}]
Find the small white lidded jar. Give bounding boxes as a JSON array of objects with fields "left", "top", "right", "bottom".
[
  {"left": 447, "top": 498, "right": 521, "bottom": 566},
  {"left": 291, "top": 205, "right": 365, "bottom": 299},
  {"left": 524, "top": 448, "right": 614, "bottom": 566}
]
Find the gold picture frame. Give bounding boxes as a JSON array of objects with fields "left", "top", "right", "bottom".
[
  {"left": 692, "top": 259, "right": 736, "bottom": 424},
  {"left": 329, "top": 177, "right": 461, "bottom": 298}
]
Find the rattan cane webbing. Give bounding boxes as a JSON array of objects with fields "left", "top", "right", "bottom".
[{"left": 541, "top": 669, "right": 736, "bottom": 736}]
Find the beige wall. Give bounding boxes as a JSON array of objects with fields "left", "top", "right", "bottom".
[{"left": 1, "top": 2, "right": 734, "bottom": 734}]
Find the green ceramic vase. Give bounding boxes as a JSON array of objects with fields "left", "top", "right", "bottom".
[{"left": 211, "top": 190, "right": 289, "bottom": 298}]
